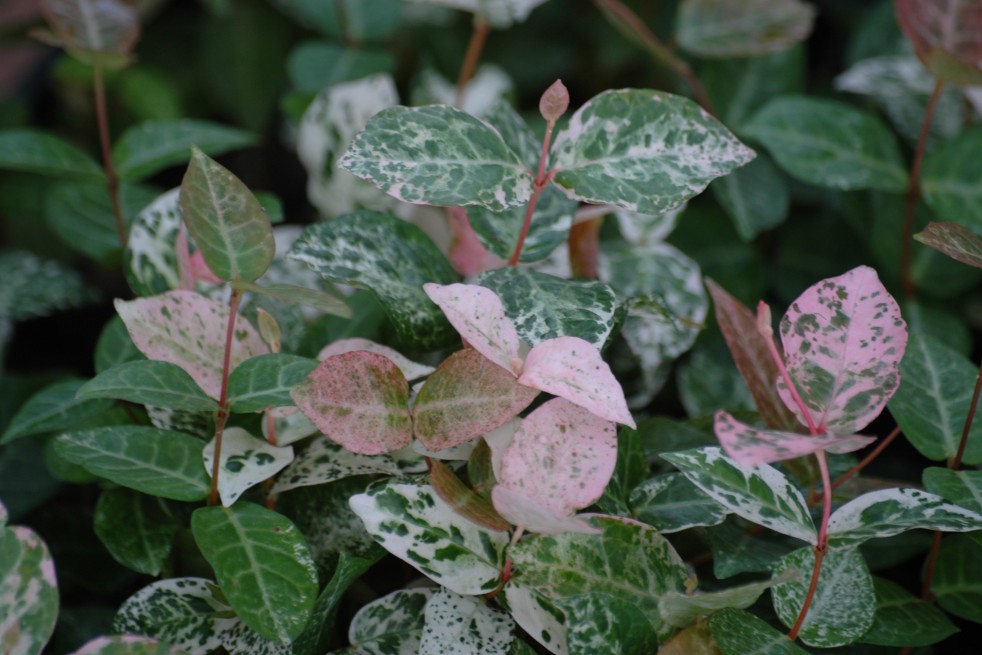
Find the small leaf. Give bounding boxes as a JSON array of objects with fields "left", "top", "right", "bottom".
[
  {"left": 0, "top": 250, "right": 98, "bottom": 321},
  {"left": 895, "top": 0, "right": 982, "bottom": 84},
  {"left": 38, "top": 0, "right": 139, "bottom": 58},
  {"left": 318, "top": 338, "right": 435, "bottom": 381},
  {"left": 709, "top": 608, "right": 810, "bottom": 655},
  {"left": 0, "top": 524, "right": 59, "bottom": 655},
  {"left": 202, "top": 428, "right": 293, "bottom": 506},
  {"left": 915, "top": 221, "right": 982, "bottom": 269},
  {"left": 418, "top": 588, "right": 515, "bottom": 655},
  {"left": 676, "top": 0, "right": 816, "bottom": 58},
  {"left": 226, "top": 353, "right": 318, "bottom": 413},
  {"left": 1, "top": 378, "right": 117, "bottom": 444},
  {"left": 233, "top": 281, "right": 351, "bottom": 318},
  {"left": 114, "top": 120, "right": 256, "bottom": 181},
  {"left": 346, "top": 588, "right": 433, "bottom": 655},
  {"left": 430, "top": 458, "right": 511, "bottom": 531},
  {"left": 862, "top": 577, "right": 958, "bottom": 647},
  {"left": 93, "top": 488, "right": 180, "bottom": 576},
  {"left": 490, "top": 486, "right": 599, "bottom": 535},
  {"left": 920, "top": 126, "right": 982, "bottom": 229},
  {"left": 931, "top": 534, "right": 982, "bottom": 623},
  {"left": 539, "top": 79, "right": 569, "bottom": 123},
  {"left": 78, "top": 360, "right": 216, "bottom": 412},
  {"left": 0, "top": 128, "right": 103, "bottom": 178},
  {"left": 629, "top": 473, "right": 728, "bottom": 533}
]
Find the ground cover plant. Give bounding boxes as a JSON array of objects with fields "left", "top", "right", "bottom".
[{"left": 3, "top": 0, "right": 982, "bottom": 653}]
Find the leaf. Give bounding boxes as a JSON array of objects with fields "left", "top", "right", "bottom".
[
  {"left": 115, "top": 290, "right": 270, "bottom": 400},
  {"left": 659, "top": 576, "right": 784, "bottom": 629},
  {"left": 467, "top": 187, "right": 575, "bottom": 264},
  {"left": 234, "top": 281, "right": 351, "bottom": 318},
  {"left": 318, "top": 338, "right": 435, "bottom": 381},
  {"left": 661, "top": 446, "right": 817, "bottom": 544},
  {"left": 596, "top": 426, "right": 647, "bottom": 516},
  {"left": 287, "top": 41, "right": 393, "bottom": 93},
  {"left": 70, "top": 635, "right": 186, "bottom": 655},
  {"left": 0, "top": 128, "right": 102, "bottom": 178},
  {"left": 931, "top": 534, "right": 982, "bottom": 622},
  {"left": 676, "top": 0, "right": 816, "bottom": 58},
  {"left": 226, "top": 354, "right": 318, "bottom": 413},
  {"left": 915, "top": 221, "right": 982, "bottom": 269},
  {"left": 291, "top": 351, "right": 412, "bottom": 455},
  {"left": 430, "top": 458, "right": 511, "bottom": 531},
  {"left": 778, "top": 265, "right": 907, "bottom": 434},
  {"left": 742, "top": 95, "right": 908, "bottom": 192},
  {"left": 123, "top": 188, "right": 184, "bottom": 296},
  {"left": 710, "top": 152, "right": 790, "bottom": 241},
  {"left": 338, "top": 104, "right": 532, "bottom": 212},
  {"left": 413, "top": 349, "right": 538, "bottom": 451},
  {"left": 895, "top": 0, "right": 982, "bottom": 84},
  {"left": 502, "top": 584, "right": 568, "bottom": 655},
  {"left": 54, "top": 426, "right": 210, "bottom": 501},
  {"left": 180, "top": 146, "right": 275, "bottom": 283},
  {"left": 287, "top": 210, "right": 458, "bottom": 350},
  {"left": 78, "top": 360, "right": 216, "bottom": 412},
  {"left": 0, "top": 525, "right": 59, "bottom": 655},
  {"left": 923, "top": 467, "right": 982, "bottom": 513},
  {"left": 93, "top": 488, "right": 180, "bottom": 576},
  {"left": 709, "top": 608, "right": 810, "bottom": 655},
  {"left": 276, "top": 0, "right": 402, "bottom": 40},
  {"left": 38, "top": 0, "right": 139, "bottom": 58},
  {"left": 920, "top": 126, "right": 982, "bottom": 229},
  {"left": 202, "top": 428, "right": 293, "bottom": 506},
  {"left": 629, "top": 473, "right": 728, "bottom": 533},
  {"left": 706, "top": 519, "right": 798, "bottom": 579},
  {"left": 349, "top": 481, "right": 510, "bottom": 595},
  {"left": 1, "top": 378, "right": 117, "bottom": 444},
  {"left": 861, "top": 577, "right": 958, "bottom": 647},
  {"left": 490, "top": 486, "right": 599, "bottom": 535},
  {"left": 114, "top": 120, "right": 256, "bottom": 181},
  {"left": 191, "top": 503, "right": 318, "bottom": 643},
  {"left": 418, "top": 588, "right": 515, "bottom": 655},
  {"left": 558, "top": 593, "right": 659, "bottom": 654},
  {"left": 826, "top": 487, "right": 982, "bottom": 547},
  {"left": 0, "top": 250, "right": 97, "bottom": 321},
  {"left": 771, "top": 546, "right": 875, "bottom": 647},
  {"left": 346, "top": 588, "right": 433, "bottom": 655},
  {"left": 550, "top": 89, "right": 755, "bottom": 214},
  {"left": 404, "top": 0, "right": 549, "bottom": 28}
]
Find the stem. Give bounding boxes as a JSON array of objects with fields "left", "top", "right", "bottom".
[
  {"left": 455, "top": 18, "right": 490, "bottom": 108},
  {"left": 919, "top": 530, "right": 944, "bottom": 602},
  {"left": 951, "top": 356, "right": 982, "bottom": 470},
  {"left": 830, "top": 425, "right": 902, "bottom": 491},
  {"left": 208, "top": 289, "right": 242, "bottom": 506},
  {"left": 788, "top": 450, "right": 832, "bottom": 641},
  {"left": 92, "top": 64, "right": 127, "bottom": 249},
  {"left": 508, "top": 122, "right": 557, "bottom": 266},
  {"left": 901, "top": 79, "right": 944, "bottom": 298}
]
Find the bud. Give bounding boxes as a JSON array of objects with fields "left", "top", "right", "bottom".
[
  {"left": 756, "top": 301, "right": 773, "bottom": 339},
  {"left": 539, "top": 79, "right": 570, "bottom": 123},
  {"left": 257, "top": 308, "right": 281, "bottom": 353}
]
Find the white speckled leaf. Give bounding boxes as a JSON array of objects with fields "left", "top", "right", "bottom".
[
  {"left": 659, "top": 574, "right": 786, "bottom": 629},
  {"left": 318, "top": 338, "right": 435, "bottom": 381},
  {"left": 338, "top": 105, "right": 532, "bottom": 212},
  {"left": 349, "top": 481, "right": 509, "bottom": 595},
  {"left": 676, "top": 0, "right": 815, "bottom": 58},
  {"left": 490, "top": 486, "right": 599, "bottom": 535},
  {"left": 403, "top": 0, "right": 549, "bottom": 28},
  {"left": 70, "top": 635, "right": 186, "bottom": 655},
  {"left": 503, "top": 583, "right": 568, "bottom": 655},
  {"left": 550, "top": 89, "right": 755, "bottom": 215},
  {"left": 202, "top": 428, "right": 293, "bottom": 506},
  {"left": 661, "top": 446, "right": 817, "bottom": 544},
  {"left": 418, "top": 588, "right": 514, "bottom": 655},
  {"left": 348, "top": 588, "right": 434, "bottom": 655},
  {"left": 628, "top": 472, "right": 727, "bottom": 533},
  {"left": 0, "top": 249, "right": 97, "bottom": 321},
  {"left": 0, "top": 525, "right": 58, "bottom": 655},
  {"left": 771, "top": 546, "right": 875, "bottom": 648},
  {"left": 219, "top": 621, "right": 291, "bottom": 655},
  {"left": 124, "top": 188, "right": 183, "bottom": 296}
]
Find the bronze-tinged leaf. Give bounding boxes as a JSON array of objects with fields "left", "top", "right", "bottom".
[
  {"left": 429, "top": 459, "right": 512, "bottom": 532},
  {"left": 895, "top": 0, "right": 982, "bottom": 84},
  {"left": 914, "top": 221, "right": 982, "bottom": 269},
  {"left": 38, "top": 0, "right": 140, "bottom": 63}
]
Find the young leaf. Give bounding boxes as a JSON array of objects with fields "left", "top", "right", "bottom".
[
  {"left": 895, "top": 0, "right": 982, "bottom": 84},
  {"left": 1, "top": 378, "right": 117, "bottom": 444},
  {"left": 226, "top": 353, "right": 318, "bottom": 413},
  {"left": 490, "top": 486, "right": 599, "bottom": 535},
  {"left": 417, "top": 588, "right": 514, "bottom": 655},
  {"left": 0, "top": 524, "right": 59, "bottom": 655},
  {"left": 78, "top": 360, "right": 217, "bottom": 412},
  {"left": 0, "top": 128, "right": 103, "bottom": 179},
  {"left": 338, "top": 104, "right": 532, "bottom": 212},
  {"left": 915, "top": 221, "right": 982, "bottom": 269},
  {"left": 0, "top": 250, "right": 98, "bottom": 321},
  {"left": 180, "top": 146, "right": 275, "bottom": 283},
  {"left": 920, "top": 126, "right": 982, "bottom": 229},
  {"left": 861, "top": 577, "right": 958, "bottom": 647},
  {"left": 202, "top": 428, "right": 293, "bottom": 506},
  {"left": 675, "top": 0, "right": 816, "bottom": 58},
  {"left": 93, "top": 488, "right": 180, "bottom": 576},
  {"left": 430, "top": 458, "right": 511, "bottom": 531},
  {"left": 114, "top": 120, "right": 256, "bottom": 182},
  {"left": 291, "top": 351, "right": 412, "bottom": 455},
  {"left": 192, "top": 503, "right": 318, "bottom": 643},
  {"left": 318, "top": 338, "right": 435, "bottom": 381},
  {"left": 629, "top": 473, "right": 728, "bottom": 533},
  {"left": 709, "top": 608, "right": 810, "bottom": 655},
  {"left": 69, "top": 635, "right": 187, "bottom": 655},
  {"left": 346, "top": 588, "right": 433, "bottom": 655},
  {"left": 37, "top": 0, "right": 139, "bottom": 59},
  {"left": 931, "top": 534, "right": 982, "bottom": 623}
]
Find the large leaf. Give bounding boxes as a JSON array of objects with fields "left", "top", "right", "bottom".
[
  {"left": 706, "top": 519, "right": 798, "bottom": 579},
  {"left": 417, "top": 588, "right": 515, "bottom": 655},
  {"left": 114, "top": 120, "right": 256, "bottom": 181},
  {"left": 709, "top": 608, "right": 810, "bottom": 655},
  {"left": 78, "top": 360, "right": 216, "bottom": 412},
  {"left": 93, "top": 488, "right": 180, "bottom": 576},
  {"left": 202, "top": 428, "right": 293, "bottom": 506},
  {"left": 659, "top": 577, "right": 784, "bottom": 630},
  {"left": 895, "top": 0, "right": 982, "bottom": 84},
  {"left": 861, "top": 577, "right": 958, "bottom": 647},
  {"left": 1, "top": 378, "right": 117, "bottom": 444},
  {"left": 915, "top": 221, "right": 982, "bottom": 269},
  {"left": 931, "top": 534, "right": 982, "bottom": 622},
  {"left": 0, "top": 524, "right": 59, "bottom": 655},
  {"left": 191, "top": 503, "right": 318, "bottom": 643},
  {"left": 0, "top": 128, "right": 102, "bottom": 179},
  {"left": 549, "top": 89, "right": 755, "bottom": 215},
  {"left": 921, "top": 126, "right": 982, "bottom": 229},
  {"left": 0, "top": 250, "right": 97, "bottom": 321},
  {"left": 226, "top": 353, "right": 318, "bottom": 413},
  {"left": 345, "top": 588, "right": 433, "bottom": 655},
  {"left": 742, "top": 95, "right": 908, "bottom": 192},
  {"left": 629, "top": 473, "right": 728, "bottom": 533},
  {"left": 676, "top": 0, "right": 815, "bottom": 58}
]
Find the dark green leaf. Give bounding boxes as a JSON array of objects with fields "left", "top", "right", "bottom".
[
  {"left": 861, "top": 577, "right": 958, "bottom": 646},
  {"left": 226, "top": 353, "right": 318, "bottom": 413},
  {"left": 0, "top": 128, "right": 102, "bottom": 179},
  {"left": 710, "top": 152, "right": 789, "bottom": 241},
  {"left": 703, "top": 45, "right": 805, "bottom": 131},
  {"left": 706, "top": 518, "right": 798, "bottom": 579},
  {"left": 93, "top": 488, "right": 180, "bottom": 576},
  {"left": 629, "top": 473, "right": 727, "bottom": 533},
  {"left": 1, "top": 379, "right": 117, "bottom": 444},
  {"left": 596, "top": 426, "right": 647, "bottom": 516},
  {"left": 113, "top": 120, "right": 256, "bottom": 181},
  {"left": 924, "top": 468, "right": 982, "bottom": 514},
  {"left": 676, "top": 0, "right": 816, "bottom": 58},
  {"left": 921, "top": 126, "right": 982, "bottom": 230},
  {"left": 233, "top": 281, "right": 350, "bottom": 318},
  {"left": 287, "top": 41, "right": 393, "bottom": 93},
  {"left": 78, "top": 360, "right": 216, "bottom": 412},
  {"left": 709, "top": 608, "right": 810, "bottom": 655},
  {"left": 94, "top": 316, "right": 144, "bottom": 374},
  {"left": 275, "top": 0, "right": 402, "bottom": 40},
  {"left": 931, "top": 534, "right": 982, "bottom": 623}
]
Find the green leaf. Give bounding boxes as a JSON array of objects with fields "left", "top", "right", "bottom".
[
  {"left": 418, "top": 588, "right": 515, "bottom": 655},
  {"left": 95, "top": 316, "right": 144, "bottom": 374},
  {"left": 287, "top": 210, "right": 457, "bottom": 350},
  {"left": 596, "top": 426, "right": 647, "bottom": 516},
  {"left": 861, "top": 577, "right": 958, "bottom": 646},
  {"left": 226, "top": 353, "right": 318, "bottom": 413},
  {"left": 0, "top": 439, "right": 62, "bottom": 522},
  {"left": 0, "top": 250, "right": 97, "bottom": 321},
  {"left": 0, "top": 524, "right": 59, "bottom": 655},
  {"left": 771, "top": 546, "right": 875, "bottom": 647},
  {"left": 676, "top": 333, "right": 755, "bottom": 419},
  {"left": 233, "top": 281, "right": 350, "bottom": 318},
  {"left": 559, "top": 594, "right": 658, "bottom": 654},
  {"left": 921, "top": 125, "right": 982, "bottom": 229},
  {"left": 93, "top": 488, "right": 180, "bottom": 576},
  {"left": 923, "top": 468, "right": 982, "bottom": 514},
  {"left": 345, "top": 588, "right": 433, "bottom": 655},
  {"left": 659, "top": 576, "right": 784, "bottom": 629},
  {"left": 338, "top": 104, "right": 533, "bottom": 212},
  {"left": 501, "top": 583, "right": 567, "bottom": 655},
  {"left": 287, "top": 41, "right": 393, "bottom": 93},
  {"left": 467, "top": 186, "right": 575, "bottom": 263},
  {"left": 709, "top": 608, "right": 810, "bottom": 655},
  {"left": 742, "top": 95, "right": 908, "bottom": 192},
  {"left": 931, "top": 534, "right": 982, "bottom": 622},
  {"left": 53, "top": 426, "right": 210, "bottom": 501},
  {"left": 550, "top": 89, "right": 755, "bottom": 215},
  {"left": 113, "top": 577, "right": 229, "bottom": 653},
  {"left": 629, "top": 473, "right": 728, "bottom": 533},
  {"left": 661, "top": 446, "right": 817, "bottom": 544},
  {"left": 710, "top": 152, "right": 790, "bottom": 241},
  {"left": 1, "top": 378, "right": 117, "bottom": 444},
  {"left": 78, "top": 360, "right": 216, "bottom": 412},
  {"left": 70, "top": 635, "right": 185, "bottom": 655},
  {"left": 276, "top": 0, "right": 403, "bottom": 40},
  {"left": 180, "top": 146, "right": 274, "bottom": 283},
  {"left": 676, "top": 0, "right": 816, "bottom": 58},
  {"left": 123, "top": 188, "right": 184, "bottom": 296},
  {"left": 702, "top": 46, "right": 805, "bottom": 131},
  {"left": 706, "top": 518, "right": 798, "bottom": 579},
  {"left": 0, "top": 128, "right": 102, "bottom": 178},
  {"left": 113, "top": 120, "right": 256, "bottom": 182},
  {"left": 191, "top": 503, "right": 319, "bottom": 643}
]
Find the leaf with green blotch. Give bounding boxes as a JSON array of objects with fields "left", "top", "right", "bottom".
[
  {"left": 921, "top": 126, "right": 982, "bottom": 229},
  {"left": 124, "top": 188, "right": 184, "bottom": 296},
  {"left": 710, "top": 152, "right": 790, "bottom": 241},
  {"left": 192, "top": 503, "right": 318, "bottom": 643},
  {"left": 346, "top": 588, "right": 433, "bottom": 655},
  {"left": 287, "top": 41, "right": 393, "bottom": 93},
  {"left": 78, "top": 360, "right": 216, "bottom": 411},
  {"left": 70, "top": 635, "right": 187, "bottom": 655},
  {"left": 0, "top": 524, "right": 59, "bottom": 655},
  {"left": 502, "top": 584, "right": 567, "bottom": 655},
  {"left": 742, "top": 95, "right": 908, "bottom": 191},
  {"left": 826, "top": 487, "right": 982, "bottom": 548},
  {"left": 676, "top": 0, "right": 815, "bottom": 58},
  {"left": 549, "top": 89, "right": 755, "bottom": 215},
  {"left": 114, "top": 120, "right": 256, "bottom": 182},
  {"left": 466, "top": 186, "right": 575, "bottom": 264},
  {"left": 180, "top": 146, "right": 275, "bottom": 283},
  {"left": 915, "top": 221, "right": 982, "bottom": 269},
  {"left": 923, "top": 468, "right": 982, "bottom": 514},
  {"left": 94, "top": 488, "right": 180, "bottom": 576},
  {"left": 288, "top": 210, "right": 458, "bottom": 350},
  {"left": 0, "top": 250, "right": 98, "bottom": 321},
  {"left": 629, "top": 472, "right": 728, "bottom": 533},
  {"left": 203, "top": 428, "right": 293, "bottom": 506},
  {"left": 1, "top": 378, "right": 119, "bottom": 444},
  {"left": 413, "top": 349, "right": 539, "bottom": 452},
  {"left": 233, "top": 281, "right": 350, "bottom": 318},
  {"left": 861, "top": 577, "right": 958, "bottom": 647},
  {"left": 0, "top": 128, "right": 103, "bottom": 178},
  {"left": 771, "top": 546, "right": 875, "bottom": 647},
  {"left": 659, "top": 574, "right": 786, "bottom": 629},
  {"left": 418, "top": 588, "right": 515, "bottom": 655},
  {"left": 559, "top": 594, "right": 659, "bottom": 655},
  {"left": 53, "top": 426, "right": 210, "bottom": 501},
  {"left": 404, "top": 0, "right": 549, "bottom": 28},
  {"left": 709, "top": 608, "right": 810, "bottom": 655},
  {"left": 596, "top": 427, "right": 647, "bottom": 516},
  {"left": 349, "top": 481, "right": 510, "bottom": 595},
  {"left": 889, "top": 332, "right": 982, "bottom": 464},
  {"left": 931, "top": 534, "right": 982, "bottom": 622},
  {"left": 661, "top": 446, "right": 817, "bottom": 544},
  {"left": 226, "top": 353, "right": 318, "bottom": 413},
  {"left": 896, "top": 0, "right": 982, "bottom": 84},
  {"left": 338, "top": 104, "right": 532, "bottom": 212}
]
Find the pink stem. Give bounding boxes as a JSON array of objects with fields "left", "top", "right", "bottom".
[{"left": 208, "top": 288, "right": 242, "bottom": 506}]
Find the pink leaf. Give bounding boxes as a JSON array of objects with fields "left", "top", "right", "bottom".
[
  {"left": 188, "top": 250, "right": 223, "bottom": 286},
  {"left": 491, "top": 485, "right": 600, "bottom": 535},
  {"left": 424, "top": 282, "right": 523, "bottom": 375},
  {"left": 318, "top": 337, "right": 435, "bottom": 381},
  {"left": 895, "top": 0, "right": 982, "bottom": 84},
  {"left": 114, "top": 290, "right": 269, "bottom": 399},
  {"left": 519, "top": 336, "right": 635, "bottom": 427},
  {"left": 714, "top": 410, "right": 876, "bottom": 467},
  {"left": 412, "top": 349, "right": 539, "bottom": 451},
  {"left": 447, "top": 207, "right": 507, "bottom": 277},
  {"left": 498, "top": 398, "right": 618, "bottom": 516},
  {"left": 778, "top": 266, "right": 907, "bottom": 434},
  {"left": 291, "top": 351, "right": 412, "bottom": 455}
]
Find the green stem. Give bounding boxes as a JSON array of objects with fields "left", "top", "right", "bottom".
[
  {"left": 789, "top": 449, "right": 832, "bottom": 641},
  {"left": 208, "top": 288, "right": 242, "bottom": 506},
  {"left": 92, "top": 64, "right": 127, "bottom": 249}
]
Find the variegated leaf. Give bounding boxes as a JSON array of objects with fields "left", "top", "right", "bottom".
[
  {"left": 628, "top": 473, "right": 727, "bottom": 533},
  {"left": 503, "top": 583, "right": 568, "bottom": 655},
  {"left": 658, "top": 575, "right": 785, "bottom": 629},
  {"left": 490, "top": 485, "right": 599, "bottom": 535},
  {"left": 895, "top": 0, "right": 982, "bottom": 84},
  {"left": 403, "top": 0, "right": 549, "bottom": 29},
  {"left": 202, "top": 428, "right": 293, "bottom": 506},
  {"left": 271, "top": 437, "right": 426, "bottom": 494},
  {"left": 318, "top": 338, "right": 434, "bottom": 381},
  {"left": 225, "top": 354, "right": 318, "bottom": 413},
  {"left": 69, "top": 635, "right": 186, "bottom": 655},
  {"left": 676, "top": 0, "right": 815, "bottom": 58},
  {"left": 709, "top": 608, "right": 810, "bottom": 655},
  {"left": 418, "top": 588, "right": 514, "bottom": 655},
  {"left": 347, "top": 588, "right": 434, "bottom": 655},
  {"left": 124, "top": 188, "right": 183, "bottom": 296},
  {"left": 0, "top": 524, "right": 58, "bottom": 655}
]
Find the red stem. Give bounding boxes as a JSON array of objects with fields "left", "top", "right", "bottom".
[
  {"left": 208, "top": 289, "right": 242, "bottom": 506},
  {"left": 508, "top": 121, "right": 557, "bottom": 266},
  {"left": 830, "top": 425, "right": 902, "bottom": 491},
  {"left": 92, "top": 64, "right": 127, "bottom": 249},
  {"left": 789, "top": 450, "right": 832, "bottom": 641},
  {"left": 455, "top": 19, "right": 490, "bottom": 108}
]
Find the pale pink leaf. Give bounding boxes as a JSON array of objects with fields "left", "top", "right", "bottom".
[
  {"left": 188, "top": 249, "right": 223, "bottom": 286},
  {"left": 291, "top": 351, "right": 412, "bottom": 455},
  {"left": 114, "top": 290, "right": 269, "bottom": 399},
  {"left": 491, "top": 485, "right": 600, "bottom": 535},
  {"left": 484, "top": 418, "right": 521, "bottom": 481},
  {"left": 777, "top": 266, "right": 907, "bottom": 434},
  {"left": 519, "top": 336, "right": 635, "bottom": 427},
  {"left": 498, "top": 398, "right": 618, "bottom": 516},
  {"left": 318, "top": 337, "right": 435, "bottom": 381},
  {"left": 424, "top": 282, "right": 522, "bottom": 374},
  {"left": 714, "top": 410, "right": 876, "bottom": 467}
]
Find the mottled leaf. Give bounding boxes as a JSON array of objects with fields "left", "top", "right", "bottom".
[
  {"left": 659, "top": 576, "right": 784, "bottom": 629},
  {"left": 123, "top": 188, "right": 184, "bottom": 296},
  {"left": 78, "top": 360, "right": 216, "bottom": 412},
  {"left": 0, "top": 250, "right": 97, "bottom": 321},
  {"left": 70, "top": 635, "right": 185, "bottom": 655},
  {"left": 502, "top": 584, "right": 567, "bottom": 655},
  {"left": 921, "top": 126, "right": 982, "bottom": 229},
  {"left": 202, "top": 428, "right": 293, "bottom": 506},
  {"left": 895, "top": 0, "right": 982, "bottom": 84},
  {"left": 0, "top": 128, "right": 102, "bottom": 179},
  {"left": 931, "top": 534, "right": 982, "bottom": 623},
  {"left": 318, "top": 338, "right": 435, "bottom": 381},
  {"left": 0, "top": 524, "right": 59, "bottom": 655},
  {"left": 418, "top": 588, "right": 514, "bottom": 655},
  {"left": 347, "top": 588, "right": 433, "bottom": 655},
  {"left": 676, "top": 0, "right": 815, "bottom": 57},
  {"left": 709, "top": 608, "right": 810, "bottom": 655},
  {"left": 93, "top": 488, "right": 180, "bottom": 576},
  {"left": 490, "top": 486, "right": 599, "bottom": 535},
  {"left": 226, "top": 354, "right": 317, "bottom": 413},
  {"left": 114, "top": 120, "right": 256, "bottom": 182},
  {"left": 467, "top": 187, "right": 574, "bottom": 264},
  {"left": 629, "top": 473, "right": 727, "bottom": 533},
  {"left": 915, "top": 221, "right": 982, "bottom": 269},
  {"left": 862, "top": 577, "right": 958, "bottom": 646}
]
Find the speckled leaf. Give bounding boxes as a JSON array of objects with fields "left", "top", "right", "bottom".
[
  {"left": 318, "top": 338, "right": 435, "bottom": 381},
  {"left": 467, "top": 187, "right": 575, "bottom": 263},
  {"left": 549, "top": 89, "right": 755, "bottom": 215},
  {"left": 114, "top": 120, "right": 256, "bottom": 182},
  {"left": 70, "top": 635, "right": 186, "bottom": 655},
  {"left": 0, "top": 250, "right": 97, "bottom": 321},
  {"left": 38, "top": 0, "right": 139, "bottom": 59},
  {"left": 180, "top": 147, "right": 274, "bottom": 283},
  {"left": 931, "top": 534, "right": 982, "bottom": 622},
  {"left": 78, "top": 360, "right": 216, "bottom": 412},
  {"left": 826, "top": 487, "right": 982, "bottom": 548},
  {"left": 347, "top": 588, "right": 433, "bottom": 655},
  {"left": 771, "top": 546, "right": 875, "bottom": 647},
  {"left": 490, "top": 486, "right": 599, "bottom": 535},
  {"left": 709, "top": 608, "right": 810, "bottom": 655},
  {"left": 349, "top": 481, "right": 509, "bottom": 595},
  {"left": 743, "top": 96, "right": 908, "bottom": 191},
  {"left": 338, "top": 105, "right": 531, "bottom": 211},
  {"left": 659, "top": 576, "right": 783, "bottom": 629},
  {"left": 923, "top": 468, "right": 982, "bottom": 514},
  {"left": 921, "top": 127, "right": 982, "bottom": 229},
  {"left": 915, "top": 221, "right": 982, "bottom": 269},
  {"left": 896, "top": 0, "right": 982, "bottom": 84},
  {"left": 404, "top": 0, "right": 549, "bottom": 28},
  {"left": 287, "top": 211, "right": 457, "bottom": 350},
  {"left": 291, "top": 351, "right": 412, "bottom": 455},
  {"left": 93, "top": 488, "right": 180, "bottom": 576},
  {"left": 235, "top": 281, "right": 350, "bottom": 319},
  {"left": 0, "top": 524, "right": 58, "bottom": 655},
  {"left": 1, "top": 378, "right": 116, "bottom": 444},
  {"left": 53, "top": 426, "right": 210, "bottom": 501},
  {"left": 676, "top": 0, "right": 815, "bottom": 58},
  {"left": 862, "top": 577, "right": 957, "bottom": 647},
  {"left": 202, "top": 428, "right": 293, "bottom": 506},
  {"left": 191, "top": 503, "right": 318, "bottom": 643},
  {"left": 502, "top": 584, "right": 568, "bottom": 655},
  {"left": 558, "top": 593, "right": 659, "bottom": 655},
  {"left": 661, "top": 446, "right": 817, "bottom": 544},
  {"left": 418, "top": 588, "right": 514, "bottom": 655},
  {"left": 123, "top": 188, "right": 183, "bottom": 296},
  {"left": 0, "top": 128, "right": 102, "bottom": 178},
  {"left": 778, "top": 265, "right": 907, "bottom": 434},
  {"left": 226, "top": 354, "right": 317, "bottom": 413},
  {"left": 629, "top": 472, "right": 727, "bottom": 533},
  {"left": 217, "top": 615, "right": 291, "bottom": 655}
]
